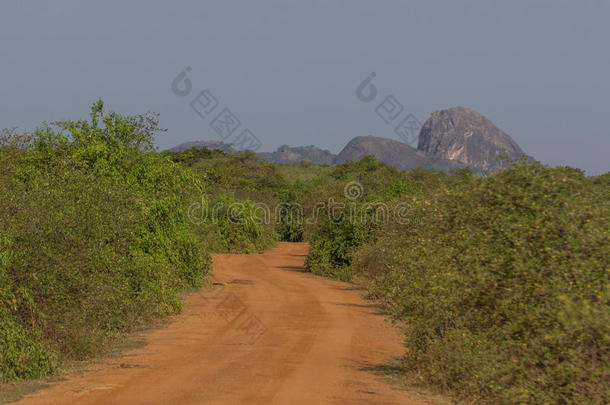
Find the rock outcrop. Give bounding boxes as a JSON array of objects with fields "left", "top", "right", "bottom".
[
  {"left": 169, "top": 107, "right": 528, "bottom": 172},
  {"left": 335, "top": 135, "right": 462, "bottom": 171},
  {"left": 417, "top": 106, "right": 524, "bottom": 170}
]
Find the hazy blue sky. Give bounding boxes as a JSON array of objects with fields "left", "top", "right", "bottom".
[{"left": 1, "top": 1, "right": 608, "bottom": 174}]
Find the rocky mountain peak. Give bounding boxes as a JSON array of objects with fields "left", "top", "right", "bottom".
[{"left": 417, "top": 106, "right": 524, "bottom": 170}]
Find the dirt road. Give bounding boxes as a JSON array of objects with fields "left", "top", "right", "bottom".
[{"left": 16, "top": 243, "right": 428, "bottom": 404}]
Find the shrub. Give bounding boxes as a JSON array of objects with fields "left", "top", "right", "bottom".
[
  {"left": 0, "top": 101, "right": 210, "bottom": 381},
  {"left": 301, "top": 155, "right": 608, "bottom": 403},
  {"left": 191, "top": 192, "right": 277, "bottom": 253},
  {"left": 166, "top": 149, "right": 283, "bottom": 251},
  {"left": 351, "top": 162, "right": 609, "bottom": 403},
  {"left": 276, "top": 182, "right": 305, "bottom": 242}
]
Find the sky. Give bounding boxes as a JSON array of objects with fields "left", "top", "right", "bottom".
[{"left": 1, "top": 0, "right": 608, "bottom": 174}]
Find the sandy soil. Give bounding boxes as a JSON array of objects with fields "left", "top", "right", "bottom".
[{"left": 15, "top": 242, "right": 429, "bottom": 404}]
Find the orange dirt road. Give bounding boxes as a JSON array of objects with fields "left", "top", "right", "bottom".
[{"left": 16, "top": 243, "right": 429, "bottom": 405}]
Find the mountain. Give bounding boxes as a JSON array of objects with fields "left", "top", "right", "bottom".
[
  {"left": 334, "top": 135, "right": 462, "bottom": 171},
  {"left": 417, "top": 106, "right": 525, "bottom": 170},
  {"left": 168, "top": 107, "right": 527, "bottom": 172},
  {"left": 169, "top": 141, "right": 235, "bottom": 153},
  {"left": 258, "top": 145, "right": 336, "bottom": 165},
  {"left": 168, "top": 141, "right": 335, "bottom": 165}
]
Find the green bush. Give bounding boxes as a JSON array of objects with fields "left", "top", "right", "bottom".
[
  {"left": 276, "top": 182, "right": 305, "bottom": 242},
  {"left": 0, "top": 102, "right": 285, "bottom": 382},
  {"left": 304, "top": 157, "right": 415, "bottom": 279},
  {"left": 166, "top": 149, "right": 283, "bottom": 251},
  {"left": 301, "top": 156, "right": 608, "bottom": 403},
  {"left": 306, "top": 218, "right": 367, "bottom": 281},
  {"left": 0, "top": 101, "right": 210, "bottom": 381},
  {"left": 0, "top": 230, "right": 60, "bottom": 381},
  {"left": 350, "top": 162, "right": 609, "bottom": 403},
  {"left": 191, "top": 192, "right": 277, "bottom": 253}
]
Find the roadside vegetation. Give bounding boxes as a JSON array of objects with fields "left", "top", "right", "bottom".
[
  {"left": 1, "top": 103, "right": 608, "bottom": 404},
  {"left": 163, "top": 148, "right": 283, "bottom": 252},
  {"left": 0, "top": 101, "right": 281, "bottom": 382},
  {"left": 302, "top": 158, "right": 609, "bottom": 404}
]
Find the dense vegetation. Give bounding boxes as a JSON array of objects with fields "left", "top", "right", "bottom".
[
  {"left": 304, "top": 158, "right": 609, "bottom": 404},
  {"left": 163, "top": 148, "right": 284, "bottom": 252},
  {"left": 0, "top": 102, "right": 280, "bottom": 382},
  {"left": 1, "top": 103, "right": 608, "bottom": 404}
]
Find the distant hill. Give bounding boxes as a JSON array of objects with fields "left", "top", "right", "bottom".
[
  {"left": 168, "top": 107, "right": 527, "bottom": 172},
  {"left": 169, "top": 141, "right": 336, "bottom": 165},
  {"left": 418, "top": 106, "right": 525, "bottom": 170},
  {"left": 336, "top": 107, "right": 526, "bottom": 172},
  {"left": 258, "top": 145, "right": 336, "bottom": 165},
  {"left": 334, "top": 135, "right": 462, "bottom": 171},
  {"left": 169, "top": 141, "right": 235, "bottom": 153}
]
